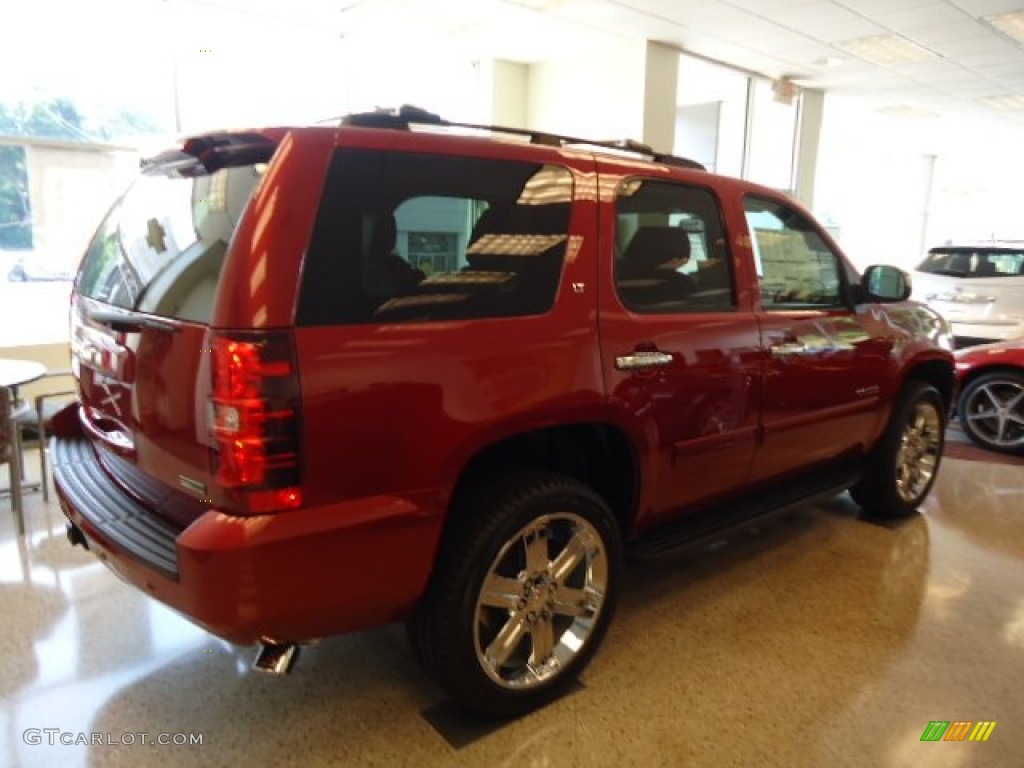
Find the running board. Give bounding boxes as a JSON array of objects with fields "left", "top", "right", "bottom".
[{"left": 628, "top": 467, "right": 861, "bottom": 560}]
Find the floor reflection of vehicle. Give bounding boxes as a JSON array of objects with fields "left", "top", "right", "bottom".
[{"left": 954, "top": 340, "right": 1024, "bottom": 455}]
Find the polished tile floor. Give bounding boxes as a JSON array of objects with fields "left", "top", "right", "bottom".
[{"left": 2, "top": 442, "right": 1023, "bottom": 768}]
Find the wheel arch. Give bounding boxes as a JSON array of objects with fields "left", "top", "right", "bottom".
[
  {"left": 905, "top": 357, "right": 956, "bottom": 413},
  {"left": 448, "top": 422, "right": 640, "bottom": 541}
]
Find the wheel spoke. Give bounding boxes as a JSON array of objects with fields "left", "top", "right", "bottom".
[
  {"left": 485, "top": 614, "right": 528, "bottom": 668},
  {"left": 528, "top": 615, "right": 555, "bottom": 666},
  {"left": 480, "top": 574, "right": 525, "bottom": 611},
  {"left": 524, "top": 528, "right": 549, "bottom": 576},
  {"left": 550, "top": 585, "right": 602, "bottom": 617},
  {"left": 979, "top": 384, "right": 1001, "bottom": 409},
  {"left": 549, "top": 527, "right": 598, "bottom": 584},
  {"left": 965, "top": 408, "right": 997, "bottom": 424}
]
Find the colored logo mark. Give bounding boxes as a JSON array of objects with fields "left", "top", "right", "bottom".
[{"left": 920, "top": 721, "right": 997, "bottom": 742}]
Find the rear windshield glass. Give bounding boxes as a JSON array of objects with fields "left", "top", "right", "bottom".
[
  {"left": 916, "top": 248, "right": 1024, "bottom": 279},
  {"left": 76, "top": 161, "right": 267, "bottom": 322}
]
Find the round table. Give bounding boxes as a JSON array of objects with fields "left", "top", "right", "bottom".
[{"left": 0, "top": 358, "right": 47, "bottom": 390}]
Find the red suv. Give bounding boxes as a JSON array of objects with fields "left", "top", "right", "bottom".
[{"left": 54, "top": 106, "right": 955, "bottom": 716}]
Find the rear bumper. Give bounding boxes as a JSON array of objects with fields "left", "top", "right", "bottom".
[{"left": 53, "top": 434, "right": 444, "bottom": 645}]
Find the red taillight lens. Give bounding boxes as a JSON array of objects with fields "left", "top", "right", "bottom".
[{"left": 210, "top": 332, "right": 302, "bottom": 514}]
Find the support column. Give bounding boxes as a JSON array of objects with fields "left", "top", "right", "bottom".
[
  {"left": 641, "top": 41, "right": 680, "bottom": 153},
  {"left": 793, "top": 88, "right": 824, "bottom": 208}
]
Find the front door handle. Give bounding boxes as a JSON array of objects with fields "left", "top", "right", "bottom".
[
  {"left": 615, "top": 350, "right": 674, "bottom": 371},
  {"left": 770, "top": 342, "right": 808, "bottom": 357}
]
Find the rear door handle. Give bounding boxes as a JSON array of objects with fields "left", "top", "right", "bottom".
[{"left": 615, "top": 350, "right": 674, "bottom": 371}]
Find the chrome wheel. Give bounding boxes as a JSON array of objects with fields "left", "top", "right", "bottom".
[
  {"left": 895, "top": 398, "right": 943, "bottom": 503},
  {"left": 960, "top": 374, "right": 1024, "bottom": 453},
  {"left": 473, "top": 512, "right": 608, "bottom": 690}
]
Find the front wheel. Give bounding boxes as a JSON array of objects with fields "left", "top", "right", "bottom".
[
  {"left": 958, "top": 371, "right": 1024, "bottom": 455},
  {"left": 407, "top": 471, "right": 622, "bottom": 717},
  {"left": 851, "top": 381, "right": 945, "bottom": 518}
]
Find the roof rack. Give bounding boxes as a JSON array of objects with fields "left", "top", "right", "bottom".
[{"left": 341, "top": 105, "right": 706, "bottom": 171}]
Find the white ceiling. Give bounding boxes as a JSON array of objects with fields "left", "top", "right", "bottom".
[{"left": 316, "top": 0, "right": 1024, "bottom": 132}]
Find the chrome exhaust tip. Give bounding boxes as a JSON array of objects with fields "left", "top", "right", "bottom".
[{"left": 253, "top": 640, "right": 300, "bottom": 675}]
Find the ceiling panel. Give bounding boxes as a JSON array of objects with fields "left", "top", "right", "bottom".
[{"left": 230, "top": 0, "right": 1024, "bottom": 131}]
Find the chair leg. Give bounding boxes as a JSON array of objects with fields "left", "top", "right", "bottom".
[
  {"left": 13, "top": 425, "right": 25, "bottom": 481},
  {"left": 8, "top": 446, "right": 25, "bottom": 536},
  {"left": 39, "top": 423, "right": 50, "bottom": 503}
]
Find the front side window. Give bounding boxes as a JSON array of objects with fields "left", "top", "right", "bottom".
[
  {"left": 744, "top": 197, "right": 842, "bottom": 308},
  {"left": 298, "top": 150, "right": 572, "bottom": 325},
  {"left": 613, "top": 179, "right": 734, "bottom": 313}
]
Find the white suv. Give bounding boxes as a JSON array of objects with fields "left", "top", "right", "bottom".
[{"left": 912, "top": 243, "right": 1024, "bottom": 347}]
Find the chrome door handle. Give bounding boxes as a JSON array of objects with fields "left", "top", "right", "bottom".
[
  {"left": 771, "top": 342, "right": 807, "bottom": 357},
  {"left": 615, "top": 351, "right": 674, "bottom": 370}
]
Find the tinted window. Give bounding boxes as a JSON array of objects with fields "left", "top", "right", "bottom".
[
  {"left": 916, "top": 248, "right": 1024, "bottom": 278},
  {"left": 298, "top": 150, "right": 572, "bottom": 325},
  {"left": 76, "top": 163, "right": 267, "bottom": 322},
  {"left": 744, "top": 197, "right": 843, "bottom": 308},
  {"left": 614, "top": 179, "right": 734, "bottom": 313}
]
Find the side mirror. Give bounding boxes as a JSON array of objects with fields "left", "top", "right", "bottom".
[{"left": 861, "top": 265, "right": 911, "bottom": 302}]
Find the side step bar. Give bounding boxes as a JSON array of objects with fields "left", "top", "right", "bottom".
[{"left": 628, "top": 466, "right": 860, "bottom": 560}]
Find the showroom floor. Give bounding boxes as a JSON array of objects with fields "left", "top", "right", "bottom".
[{"left": 2, "top": 435, "right": 1023, "bottom": 768}]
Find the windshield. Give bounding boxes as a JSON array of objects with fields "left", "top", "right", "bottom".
[
  {"left": 916, "top": 248, "right": 1024, "bottom": 279},
  {"left": 76, "top": 161, "right": 268, "bottom": 323}
]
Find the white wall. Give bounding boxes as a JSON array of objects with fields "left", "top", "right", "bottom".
[{"left": 526, "top": 37, "right": 647, "bottom": 140}]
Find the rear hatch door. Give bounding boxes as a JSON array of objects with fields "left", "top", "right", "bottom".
[{"left": 71, "top": 134, "right": 278, "bottom": 524}]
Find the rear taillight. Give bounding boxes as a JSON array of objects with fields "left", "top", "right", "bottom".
[{"left": 210, "top": 331, "right": 302, "bottom": 514}]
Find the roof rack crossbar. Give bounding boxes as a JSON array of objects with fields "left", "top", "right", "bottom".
[{"left": 341, "top": 105, "right": 706, "bottom": 171}]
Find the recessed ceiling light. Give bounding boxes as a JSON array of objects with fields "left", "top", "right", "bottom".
[
  {"left": 839, "top": 34, "right": 938, "bottom": 66},
  {"left": 984, "top": 10, "right": 1024, "bottom": 44},
  {"left": 876, "top": 105, "right": 939, "bottom": 119},
  {"left": 813, "top": 56, "right": 846, "bottom": 68},
  {"left": 978, "top": 94, "right": 1024, "bottom": 112}
]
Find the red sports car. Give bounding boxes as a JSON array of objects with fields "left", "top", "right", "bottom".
[{"left": 955, "top": 341, "right": 1024, "bottom": 454}]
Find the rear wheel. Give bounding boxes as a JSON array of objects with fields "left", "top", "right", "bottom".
[
  {"left": 408, "top": 471, "right": 622, "bottom": 717},
  {"left": 958, "top": 371, "right": 1024, "bottom": 455},
  {"left": 851, "top": 381, "right": 945, "bottom": 518}
]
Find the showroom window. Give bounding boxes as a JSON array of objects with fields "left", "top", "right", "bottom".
[{"left": 0, "top": 0, "right": 488, "bottom": 349}]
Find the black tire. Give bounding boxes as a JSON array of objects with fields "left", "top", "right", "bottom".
[
  {"left": 957, "top": 371, "right": 1024, "bottom": 455},
  {"left": 407, "top": 470, "right": 622, "bottom": 717},
  {"left": 850, "top": 381, "right": 945, "bottom": 518}
]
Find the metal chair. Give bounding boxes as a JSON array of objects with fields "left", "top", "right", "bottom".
[
  {"left": 12, "top": 370, "right": 76, "bottom": 502},
  {"left": 1, "top": 385, "right": 25, "bottom": 535}
]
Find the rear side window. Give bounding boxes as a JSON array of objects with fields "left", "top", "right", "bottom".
[
  {"left": 917, "top": 248, "right": 1024, "bottom": 278},
  {"left": 77, "top": 163, "right": 267, "bottom": 323},
  {"left": 297, "top": 150, "right": 572, "bottom": 325},
  {"left": 613, "top": 179, "right": 734, "bottom": 313}
]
